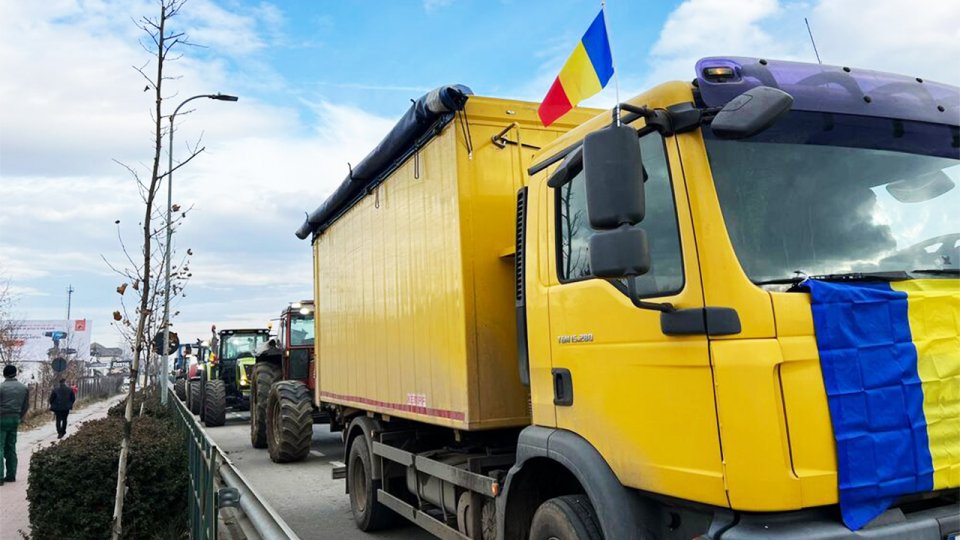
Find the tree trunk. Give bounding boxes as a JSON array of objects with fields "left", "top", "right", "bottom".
[{"left": 110, "top": 4, "right": 167, "bottom": 538}]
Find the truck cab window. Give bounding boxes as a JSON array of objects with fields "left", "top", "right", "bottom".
[{"left": 557, "top": 131, "right": 683, "bottom": 297}]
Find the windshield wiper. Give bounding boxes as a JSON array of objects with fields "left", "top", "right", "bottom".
[
  {"left": 754, "top": 271, "right": 911, "bottom": 286},
  {"left": 910, "top": 268, "right": 959, "bottom": 275}
]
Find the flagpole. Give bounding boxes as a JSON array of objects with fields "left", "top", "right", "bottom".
[{"left": 602, "top": 0, "right": 622, "bottom": 125}]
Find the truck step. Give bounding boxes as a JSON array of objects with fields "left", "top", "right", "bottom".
[{"left": 331, "top": 461, "right": 346, "bottom": 480}]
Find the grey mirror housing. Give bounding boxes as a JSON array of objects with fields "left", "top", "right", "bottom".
[
  {"left": 589, "top": 226, "right": 650, "bottom": 278},
  {"left": 710, "top": 86, "right": 793, "bottom": 139},
  {"left": 583, "top": 125, "right": 645, "bottom": 230}
]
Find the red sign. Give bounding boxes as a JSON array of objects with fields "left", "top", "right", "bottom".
[{"left": 75, "top": 320, "right": 87, "bottom": 332}]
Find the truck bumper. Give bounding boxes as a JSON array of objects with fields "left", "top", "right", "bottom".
[{"left": 712, "top": 501, "right": 959, "bottom": 540}]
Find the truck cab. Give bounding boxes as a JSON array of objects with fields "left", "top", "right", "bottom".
[{"left": 510, "top": 57, "right": 959, "bottom": 538}]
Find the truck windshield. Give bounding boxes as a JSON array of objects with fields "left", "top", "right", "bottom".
[
  {"left": 703, "top": 111, "right": 959, "bottom": 283},
  {"left": 289, "top": 314, "right": 314, "bottom": 346}
]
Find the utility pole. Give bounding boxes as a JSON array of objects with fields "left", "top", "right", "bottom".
[{"left": 66, "top": 284, "right": 75, "bottom": 320}]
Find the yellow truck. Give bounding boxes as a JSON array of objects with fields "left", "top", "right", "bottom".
[{"left": 295, "top": 58, "right": 959, "bottom": 539}]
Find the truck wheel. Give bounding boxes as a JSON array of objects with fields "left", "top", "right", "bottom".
[
  {"left": 266, "top": 381, "right": 313, "bottom": 463},
  {"left": 347, "top": 436, "right": 395, "bottom": 531},
  {"left": 203, "top": 379, "right": 227, "bottom": 427},
  {"left": 250, "top": 363, "right": 280, "bottom": 449},
  {"left": 175, "top": 379, "right": 186, "bottom": 401},
  {"left": 529, "top": 495, "right": 602, "bottom": 540},
  {"left": 188, "top": 380, "right": 202, "bottom": 414}
]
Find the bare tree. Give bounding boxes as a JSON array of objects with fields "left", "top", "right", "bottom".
[
  {"left": 0, "top": 274, "right": 24, "bottom": 368},
  {"left": 108, "top": 1, "right": 201, "bottom": 537}
]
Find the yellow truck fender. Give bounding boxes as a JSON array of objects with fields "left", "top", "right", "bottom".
[{"left": 498, "top": 426, "right": 658, "bottom": 540}]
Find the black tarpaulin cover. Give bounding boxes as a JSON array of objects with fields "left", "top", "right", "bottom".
[{"left": 295, "top": 84, "right": 473, "bottom": 240}]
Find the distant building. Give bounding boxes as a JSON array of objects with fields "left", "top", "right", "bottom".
[{"left": 89, "top": 342, "right": 126, "bottom": 376}]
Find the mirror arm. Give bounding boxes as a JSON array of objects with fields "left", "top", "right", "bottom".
[{"left": 626, "top": 276, "right": 675, "bottom": 313}]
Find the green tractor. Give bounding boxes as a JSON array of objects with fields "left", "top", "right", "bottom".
[
  {"left": 193, "top": 327, "right": 270, "bottom": 427},
  {"left": 250, "top": 301, "right": 326, "bottom": 463}
]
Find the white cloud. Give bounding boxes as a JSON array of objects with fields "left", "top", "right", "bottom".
[
  {"left": 424, "top": 0, "right": 454, "bottom": 13},
  {"left": 0, "top": 0, "right": 397, "bottom": 347},
  {"left": 638, "top": 0, "right": 960, "bottom": 91},
  {"left": 808, "top": 0, "right": 960, "bottom": 84}
]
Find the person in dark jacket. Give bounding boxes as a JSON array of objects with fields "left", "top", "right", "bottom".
[
  {"left": 0, "top": 364, "right": 30, "bottom": 485},
  {"left": 49, "top": 379, "right": 76, "bottom": 439}
]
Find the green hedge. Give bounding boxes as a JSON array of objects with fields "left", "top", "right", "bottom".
[
  {"left": 28, "top": 396, "right": 187, "bottom": 539},
  {"left": 107, "top": 388, "right": 170, "bottom": 420}
]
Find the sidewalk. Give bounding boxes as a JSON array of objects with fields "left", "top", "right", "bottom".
[{"left": 0, "top": 394, "right": 127, "bottom": 539}]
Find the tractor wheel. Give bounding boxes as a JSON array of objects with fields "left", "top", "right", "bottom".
[
  {"left": 266, "top": 381, "right": 313, "bottom": 463},
  {"left": 188, "top": 380, "right": 202, "bottom": 414},
  {"left": 174, "top": 379, "right": 186, "bottom": 401},
  {"left": 250, "top": 363, "right": 280, "bottom": 449},
  {"left": 203, "top": 379, "right": 227, "bottom": 427}
]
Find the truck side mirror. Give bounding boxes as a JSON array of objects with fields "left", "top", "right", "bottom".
[
  {"left": 710, "top": 86, "right": 793, "bottom": 139},
  {"left": 583, "top": 125, "right": 645, "bottom": 229},
  {"left": 589, "top": 227, "right": 650, "bottom": 278}
]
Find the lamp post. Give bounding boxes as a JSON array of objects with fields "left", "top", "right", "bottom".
[{"left": 161, "top": 93, "right": 238, "bottom": 405}]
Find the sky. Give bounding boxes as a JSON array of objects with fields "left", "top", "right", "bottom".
[{"left": 1, "top": 0, "right": 959, "bottom": 349}]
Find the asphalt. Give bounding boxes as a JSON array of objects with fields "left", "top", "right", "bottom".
[
  {"left": 207, "top": 410, "right": 433, "bottom": 540},
  {"left": 0, "top": 394, "right": 127, "bottom": 539}
]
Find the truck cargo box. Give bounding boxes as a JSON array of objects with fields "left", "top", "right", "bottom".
[{"left": 307, "top": 93, "right": 597, "bottom": 430}]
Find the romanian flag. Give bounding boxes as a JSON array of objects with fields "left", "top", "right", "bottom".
[
  {"left": 538, "top": 10, "right": 614, "bottom": 126},
  {"left": 805, "top": 279, "right": 960, "bottom": 530}
]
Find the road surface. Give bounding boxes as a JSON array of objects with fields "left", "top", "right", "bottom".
[{"left": 206, "top": 410, "right": 433, "bottom": 540}]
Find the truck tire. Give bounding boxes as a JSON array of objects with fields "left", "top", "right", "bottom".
[
  {"left": 203, "top": 379, "right": 227, "bottom": 427},
  {"left": 347, "top": 436, "right": 396, "bottom": 531},
  {"left": 529, "top": 495, "right": 602, "bottom": 540},
  {"left": 175, "top": 379, "right": 186, "bottom": 401},
  {"left": 266, "top": 381, "right": 312, "bottom": 463},
  {"left": 250, "top": 363, "right": 280, "bottom": 449},
  {"left": 188, "top": 380, "right": 202, "bottom": 414}
]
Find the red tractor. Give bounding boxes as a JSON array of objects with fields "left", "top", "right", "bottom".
[{"left": 249, "top": 301, "right": 327, "bottom": 463}]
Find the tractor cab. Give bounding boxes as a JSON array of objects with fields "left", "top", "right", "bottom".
[{"left": 216, "top": 328, "right": 270, "bottom": 401}]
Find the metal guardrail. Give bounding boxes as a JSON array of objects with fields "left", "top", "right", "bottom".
[
  {"left": 167, "top": 385, "right": 301, "bottom": 540},
  {"left": 170, "top": 388, "right": 219, "bottom": 539}
]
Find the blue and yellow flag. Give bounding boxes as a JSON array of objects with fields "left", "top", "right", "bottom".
[{"left": 806, "top": 279, "right": 960, "bottom": 529}]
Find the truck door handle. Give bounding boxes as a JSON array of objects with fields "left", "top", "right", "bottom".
[{"left": 552, "top": 368, "right": 573, "bottom": 406}]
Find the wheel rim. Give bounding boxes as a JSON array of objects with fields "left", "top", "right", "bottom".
[{"left": 351, "top": 456, "right": 368, "bottom": 512}]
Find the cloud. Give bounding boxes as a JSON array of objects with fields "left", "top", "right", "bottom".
[
  {"left": 638, "top": 0, "right": 960, "bottom": 91},
  {"left": 424, "top": 0, "right": 454, "bottom": 12},
  {"left": 0, "top": 0, "right": 397, "bottom": 346},
  {"left": 807, "top": 0, "right": 960, "bottom": 84}
]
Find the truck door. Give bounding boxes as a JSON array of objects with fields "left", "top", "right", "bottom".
[{"left": 545, "top": 130, "right": 727, "bottom": 504}]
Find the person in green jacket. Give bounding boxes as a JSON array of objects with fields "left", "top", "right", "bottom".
[{"left": 0, "top": 364, "right": 30, "bottom": 485}]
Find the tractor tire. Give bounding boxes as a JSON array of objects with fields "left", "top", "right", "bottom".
[
  {"left": 250, "top": 363, "right": 280, "bottom": 449},
  {"left": 174, "top": 379, "right": 186, "bottom": 401},
  {"left": 203, "top": 379, "right": 227, "bottom": 427},
  {"left": 529, "top": 495, "right": 602, "bottom": 540},
  {"left": 188, "top": 380, "right": 202, "bottom": 415},
  {"left": 266, "top": 381, "right": 313, "bottom": 463}
]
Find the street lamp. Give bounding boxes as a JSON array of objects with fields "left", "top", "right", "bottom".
[{"left": 161, "top": 93, "right": 238, "bottom": 405}]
